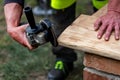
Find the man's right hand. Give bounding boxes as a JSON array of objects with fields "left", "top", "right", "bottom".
[
  {"left": 4, "top": 3, "right": 33, "bottom": 50},
  {"left": 7, "top": 24, "right": 33, "bottom": 50}
]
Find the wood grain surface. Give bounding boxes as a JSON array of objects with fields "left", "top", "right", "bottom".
[{"left": 58, "top": 11, "right": 120, "bottom": 60}]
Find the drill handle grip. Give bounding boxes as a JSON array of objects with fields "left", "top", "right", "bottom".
[{"left": 24, "top": 6, "right": 37, "bottom": 29}]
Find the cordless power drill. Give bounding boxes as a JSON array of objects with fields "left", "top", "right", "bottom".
[{"left": 24, "top": 6, "right": 58, "bottom": 48}]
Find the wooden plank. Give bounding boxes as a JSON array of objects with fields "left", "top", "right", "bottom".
[{"left": 58, "top": 14, "right": 120, "bottom": 61}]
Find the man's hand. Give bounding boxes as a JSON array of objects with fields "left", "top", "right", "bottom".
[
  {"left": 94, "top": 11, "right": 120, "bottom": 41},
  {"left": 7, "top": 24, "right": 33, "bottom": 50},
  {"left": 4, "top": 3, "right": 33, "bottom": 50}
]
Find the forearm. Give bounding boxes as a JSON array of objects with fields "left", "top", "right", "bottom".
[
  {"left": 4, "top": 1, "right": 33, "bottom": 49},
  {"left": 4, "top": 3, "right": 23, "bottom": 29},
  {"left": 108, "top": 0, "right": 120, "bottom": 12}
]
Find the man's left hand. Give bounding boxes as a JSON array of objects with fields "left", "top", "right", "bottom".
[{"left": 94, "top": 11, "right": 120, "bottom": 41}]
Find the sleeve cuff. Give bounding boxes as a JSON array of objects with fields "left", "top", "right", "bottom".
[{"left": 4, "top": 0, "right": 24, "bottom": 8}]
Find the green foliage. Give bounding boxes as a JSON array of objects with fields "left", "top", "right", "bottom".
[
  {"left": 0, "top": 34, "right": 53, "bottom": 80},
  {"left": 2, "top": 62, "right": 27, "bottom": 80}
]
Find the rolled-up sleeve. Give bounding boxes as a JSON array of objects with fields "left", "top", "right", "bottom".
[{"left": 4, "top": 0, "right": 24, "bottom": 7}]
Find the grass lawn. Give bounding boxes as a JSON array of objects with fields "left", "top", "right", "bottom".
[{"left": 0, "top": 0, "right": 93, "bottom": 80}]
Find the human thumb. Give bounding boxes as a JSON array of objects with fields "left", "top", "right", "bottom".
[{"left": 19, "top": 24, "right": 29, "bottom": 31}]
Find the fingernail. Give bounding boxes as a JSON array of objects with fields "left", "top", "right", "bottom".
[
  {"left": 116, "top": 36, "right": 119, "bottom": 40},
  {"left": 105, "top": 37, "right": 108, "bottom": 41},
  {"left": 97, "top": 35, "right": 101, "bottom": 39}
]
